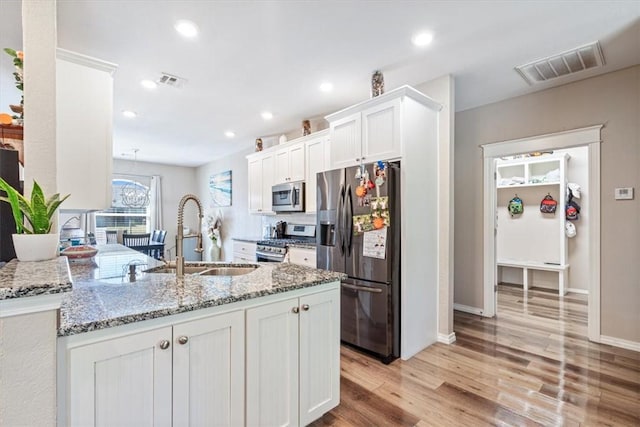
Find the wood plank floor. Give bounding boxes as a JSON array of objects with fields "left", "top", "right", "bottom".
[{"left": 310, "top": 284, "right": 640, "bottom": 427}]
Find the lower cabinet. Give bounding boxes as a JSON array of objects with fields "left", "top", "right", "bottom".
[
  {"left": 288, "top": 247, "right": 317, "bottom": 268},
  {"left": 246, "top": 288, "right": 340, "bottom": 426},
  {"left": 64, "top": 311, "right": 244, "bottom": 427},
  {"left": 233, "top": 240, "right": 257, "bottom": 263},
  {"left": 60, "top": 283, "right": 340, "bottom": 427}
]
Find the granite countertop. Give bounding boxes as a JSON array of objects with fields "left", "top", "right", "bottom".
[
  {"left": 59, "top": 245, "right": 345, "bottom": 337},
  {"left": 0, "top": 257, "right": 73, "bottom": 300}
]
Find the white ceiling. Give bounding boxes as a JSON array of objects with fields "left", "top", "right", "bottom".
[{"left": 1, "top": 1, "right": 639, "bottom": 167}]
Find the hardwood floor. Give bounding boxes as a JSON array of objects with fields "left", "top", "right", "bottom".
[{"left": 310, "top": 284, "right": 640, "bottom": 427}]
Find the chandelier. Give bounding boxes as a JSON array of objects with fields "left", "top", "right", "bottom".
[{"left": 121, "top": 149, "right": 150, "bottom": 208}]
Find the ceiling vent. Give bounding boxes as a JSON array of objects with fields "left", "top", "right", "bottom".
[
  {"left": 157, "top": 72, "right": 187, "bottom": 88},
  {"left": 515, "top": 41, "right": 605, "bottom": 85}
]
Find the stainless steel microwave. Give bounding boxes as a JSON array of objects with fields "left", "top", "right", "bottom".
[{"left": 272, "top": 181, "right": 305, "bottom": 212}]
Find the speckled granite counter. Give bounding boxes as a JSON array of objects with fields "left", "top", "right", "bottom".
[
  {"left": 0, "top": 257, "right": 73, "bottom": 300},
  {"left": 59, "top": 245, "right": 345, "bottom": 337}
]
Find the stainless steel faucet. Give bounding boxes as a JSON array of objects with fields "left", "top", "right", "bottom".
[{"left": 176, "top": 194, "right": 204, "bottom": 277}]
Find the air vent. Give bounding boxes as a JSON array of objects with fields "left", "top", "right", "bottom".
[
  {"left": 157, "top": 72, "right": 187, "bottom": 88},
  {"left": 515, "top": 41, "right": 605, "bottom": 85}
]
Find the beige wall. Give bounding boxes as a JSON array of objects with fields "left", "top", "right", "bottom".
[
  {"left": 196, "top": 148, "right": 262, "bottom": 261},
  {"left": 455, "top": 65, "right": 640, "bottom": 343}
]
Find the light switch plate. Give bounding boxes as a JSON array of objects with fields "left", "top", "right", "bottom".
[{"left": 614, "top": 187, "right": 634, "bottom": 200}]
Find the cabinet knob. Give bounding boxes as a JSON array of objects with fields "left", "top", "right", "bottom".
[
  {"left": 302, "top": 304, "right": 310, "bottom": 311},
  {"left": 355, "top": 158, "right": 360, "bottom": 162},
  {"left": 362, "top": 157, "right": 366, "bottom": 160},
  {"left": 159, "top": 340, "right": 170, "bottom": 350},
  {"left": 303, "top": 257, "right": 308, "bottom": 261},
  {"left": 292, "top": 306, "right": 300, "bottom": 314},
  {"left": 178, "top": 336, "right": 189, "bottom": 345}
]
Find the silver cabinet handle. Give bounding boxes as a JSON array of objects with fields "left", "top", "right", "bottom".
[
  {"left": 302, "top": 304, "right": 310, "bottom": 311},
  {"left": 292, "top": 306, "right": 300, "bottom": 314},
  {"left": 178, "top": 336, "right": 189, "bottom": 345},
  {"left": 159, "top": 340, "right": 170, "bottom": 350}
]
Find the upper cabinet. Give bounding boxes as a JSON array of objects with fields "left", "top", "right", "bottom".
[
  {"left": 275, "top": 143, "right": 305, "bottom": 184},
  {"left": 304, "top": 130, "right": 329, "bottom": 213},
  {"left": 56, "top": 49, "right": 117, "bottom": 211},
  {"left": 247, "top": 151, "right": 275, "bottom": 214},
  {"left": 326, "top": 86, "right": 439, "bottom": 170}
]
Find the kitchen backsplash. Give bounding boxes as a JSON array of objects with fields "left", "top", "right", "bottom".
[{"left": 261, "top": 213, "right": 317, "bottom": 237}]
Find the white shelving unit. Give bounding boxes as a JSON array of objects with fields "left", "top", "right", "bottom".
[{"left": 496, "top": 154, "right": 571, "bottom": 295}]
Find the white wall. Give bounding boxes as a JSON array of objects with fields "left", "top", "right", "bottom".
[
  {"left": 113, "top": 159, "right": 197, "bottom": 259},
  {"left": 196, "top": 148, "right": 262, "bottom": 261}
]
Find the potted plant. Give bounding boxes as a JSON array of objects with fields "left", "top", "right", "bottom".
[{"left": 0, "top": 178, "right": 69, "bottom": 261}]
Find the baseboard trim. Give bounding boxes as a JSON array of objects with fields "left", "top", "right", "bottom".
[
  {"left": 566, "top": 288, "right": 589, "bottom": 295},
  {"left": 437, "top": 332, "right": 457, "bottom": 344},
  {"left": 453, "top": 303, "right": 485, "bottom": 316},
  {"left": 599, "top": 335, "right": 640, "bottom": 352}
]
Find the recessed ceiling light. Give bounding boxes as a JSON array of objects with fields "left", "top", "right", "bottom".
[
  {"left": 122, "top": 110, "right": 137, "bottom": 118},
  {"left": 225, "top": 131, "right": 235, "bottom": 138},
  {"left": 412, "top": 32, "right": 434, "bottom": 47},
  {"left": 261, "top": 111, "right": 273, "bottom": 120},
  {"left": 140, "top": 79, "right": 157, "bottom": 90},
  {"left": 319, "top": 82, "right": 334, "bottom": 92},
  {"left": 174, "top": 20, "right": 199, "bottom": 38}
]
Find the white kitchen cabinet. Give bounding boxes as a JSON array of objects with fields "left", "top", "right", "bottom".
[
  {"left": 63, "top": 311, "right": 244, "bottom": 427},
  {"left": 66, "top": 326, "right": 173, "bottom": 427},
  {"left": 233, "top": 240, "right": 256, "bottom": 262},
  {"left": 304, "top": 130, "right": 330, "bottom": 213},
  {"left": 246, "top": 288, "right": 340, "bottom": 426},
  {"left": 288, "top": 246, "right": 317, "bottom": 268},
  {"left": 247, "top": 152, "right": 275, "bottom": 214},
  {"left": 56, "top": 49, "right": 117, "bottom": 211},
  {"left": 327, "top": 94, "right": 404, "bottom": 169},
  {"left": 172, "top": 311, "right": 244, "bottom": 427},
  {"left": 275, "top": 143, "right": 305, "bottom": 184}
]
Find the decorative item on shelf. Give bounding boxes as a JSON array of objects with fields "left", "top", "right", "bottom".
[
  {"left": 302, "top": 119, "right": 311, "bottom": 136},
  {"left": 0, "top": 178, "right": 70, "bottom": 261},
  {"left": 278, "top": 134, "right": 287, "bottom": 145},
  {"left": 371, "top": 70, "right": 384, "bottom": 97},
  {"left": 121, "top": 149, "right": 150, "bottom": 208},
  {"left": 3, "top": 48, "right": 24, "bottom": 119},
  {"left": 205, "top": 209, "right": 223, "bottom": 261},
  {"left": 255, "top": 138, "right": 263, "bottom": 152}
]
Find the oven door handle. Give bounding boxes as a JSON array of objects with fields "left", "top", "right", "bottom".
[
  {"left": 255, "top": 251, "right": 285, "bottom": 262},
  {"left": 341, "top": 283, "right": 383, "bottom": 293}
]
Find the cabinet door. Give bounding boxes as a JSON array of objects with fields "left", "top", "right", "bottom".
[
  {"left": 305, "top": 136, "right": 328, "bottom": 213},
  {"left": 173, "top": 311, "right": 244, "bottom": 427},
  {"left": 274, "top": 148, "right": 290, "bottom": 184},
  {"left": 289, "top": 247, "right": 317, "bottom": 268},
  {"left": 329, "top": 113, "right": 361, "bottom": 169},
  {"left": 56, "top": 56, "right": 114, "bottom": 210},
  {"left": 299, "top": 289, "right": 340, "bottom": 425},
  {"left": 248, "top": 157, "right": 263, "bottom": 213},
  {"left": 261, "top": 153, "right": 275, "bottom": 213},
  {"left": 362, "top": 98, "right": 401, "bottom": 163},
  {"left": 67, "top": 327, "right": 173, "bottom": 427},
  {"left": 246, "top": 298, "right": 300, "bottom": 427},
  {"left": 288, "top": 143, "right": 306, "bottom": 182}
]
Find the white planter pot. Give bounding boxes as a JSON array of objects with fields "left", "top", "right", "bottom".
[{"left": 12, "top": 233, "right": 59, "bottom": 262}]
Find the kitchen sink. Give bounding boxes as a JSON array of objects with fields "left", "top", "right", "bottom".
[
  {"left": 198, "top": 266, "right": 258, "bottom": 276},
  {"left": 145, "top": 264, "right": 259, "bottom": 276}
]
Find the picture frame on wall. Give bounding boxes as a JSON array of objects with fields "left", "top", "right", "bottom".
[{"left": 209, "top": 170, "right": 232, "bottom": 207}]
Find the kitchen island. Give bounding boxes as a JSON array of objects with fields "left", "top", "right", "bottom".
[{"left": 58, "top": 244, "right": 343, "bottom": 427}]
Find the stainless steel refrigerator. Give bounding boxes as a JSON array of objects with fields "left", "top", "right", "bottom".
[{"left": 316, "top": 162, "right": 400, "bottom": 363}]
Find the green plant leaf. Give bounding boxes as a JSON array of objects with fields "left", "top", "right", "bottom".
[
  {"left": 46, "top": 193, "right": 70, "bottom": 223},
  {"left": 0, "top": 178, "right": 24, "bottom": 234},
  {"left": 4, "top": 48, "right": 17, "bottom": 57}
]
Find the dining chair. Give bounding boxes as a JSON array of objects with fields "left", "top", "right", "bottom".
[
  {"left": 151, "top": 229, "right": 160, "bottom": 242},
  {"left": 105, "top": 230, "right": 118, "bottom": 244},
  {"left": 122, "top": 233, "right": 151, "bottom": 256}
]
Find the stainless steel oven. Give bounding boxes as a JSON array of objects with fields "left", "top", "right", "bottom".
[
  {"left": 272, "top": 182, "right": 305, "bottom": 213},
  {"left": 255, "top": 245, "right": 287, "bottom": 262}
]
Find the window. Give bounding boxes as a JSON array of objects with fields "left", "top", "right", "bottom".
[{"left": 95, "top": 178, "right": 150, "bottom": 234}]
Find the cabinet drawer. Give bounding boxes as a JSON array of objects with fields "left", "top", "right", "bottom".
[
  {"left": 289, "top": 247, "right": 316, "bottom": 268},
  {"left": 234, "top": 254, "right": 256, "bottom": 263},
  {"left": 233, "top": 241, "right": 256, "bottom": 256}
]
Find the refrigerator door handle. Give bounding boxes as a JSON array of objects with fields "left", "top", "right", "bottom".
[
  {"left": 337, "top": 184, "right": 345, "bottom": 255},
  {"left": 341, "top": 283, "right": 383, "bottom": 293},
  {"left": 345, "top": 185, "right": 353, "bottom": 256}
]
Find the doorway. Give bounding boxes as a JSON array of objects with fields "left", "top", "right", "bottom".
[{"left": 481, "top": 125, "right": 602, "bottom": 342}]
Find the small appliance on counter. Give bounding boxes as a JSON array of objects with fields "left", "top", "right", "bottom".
[{"left": 255, "top": 223, "right": 315, "bottom": 262}]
